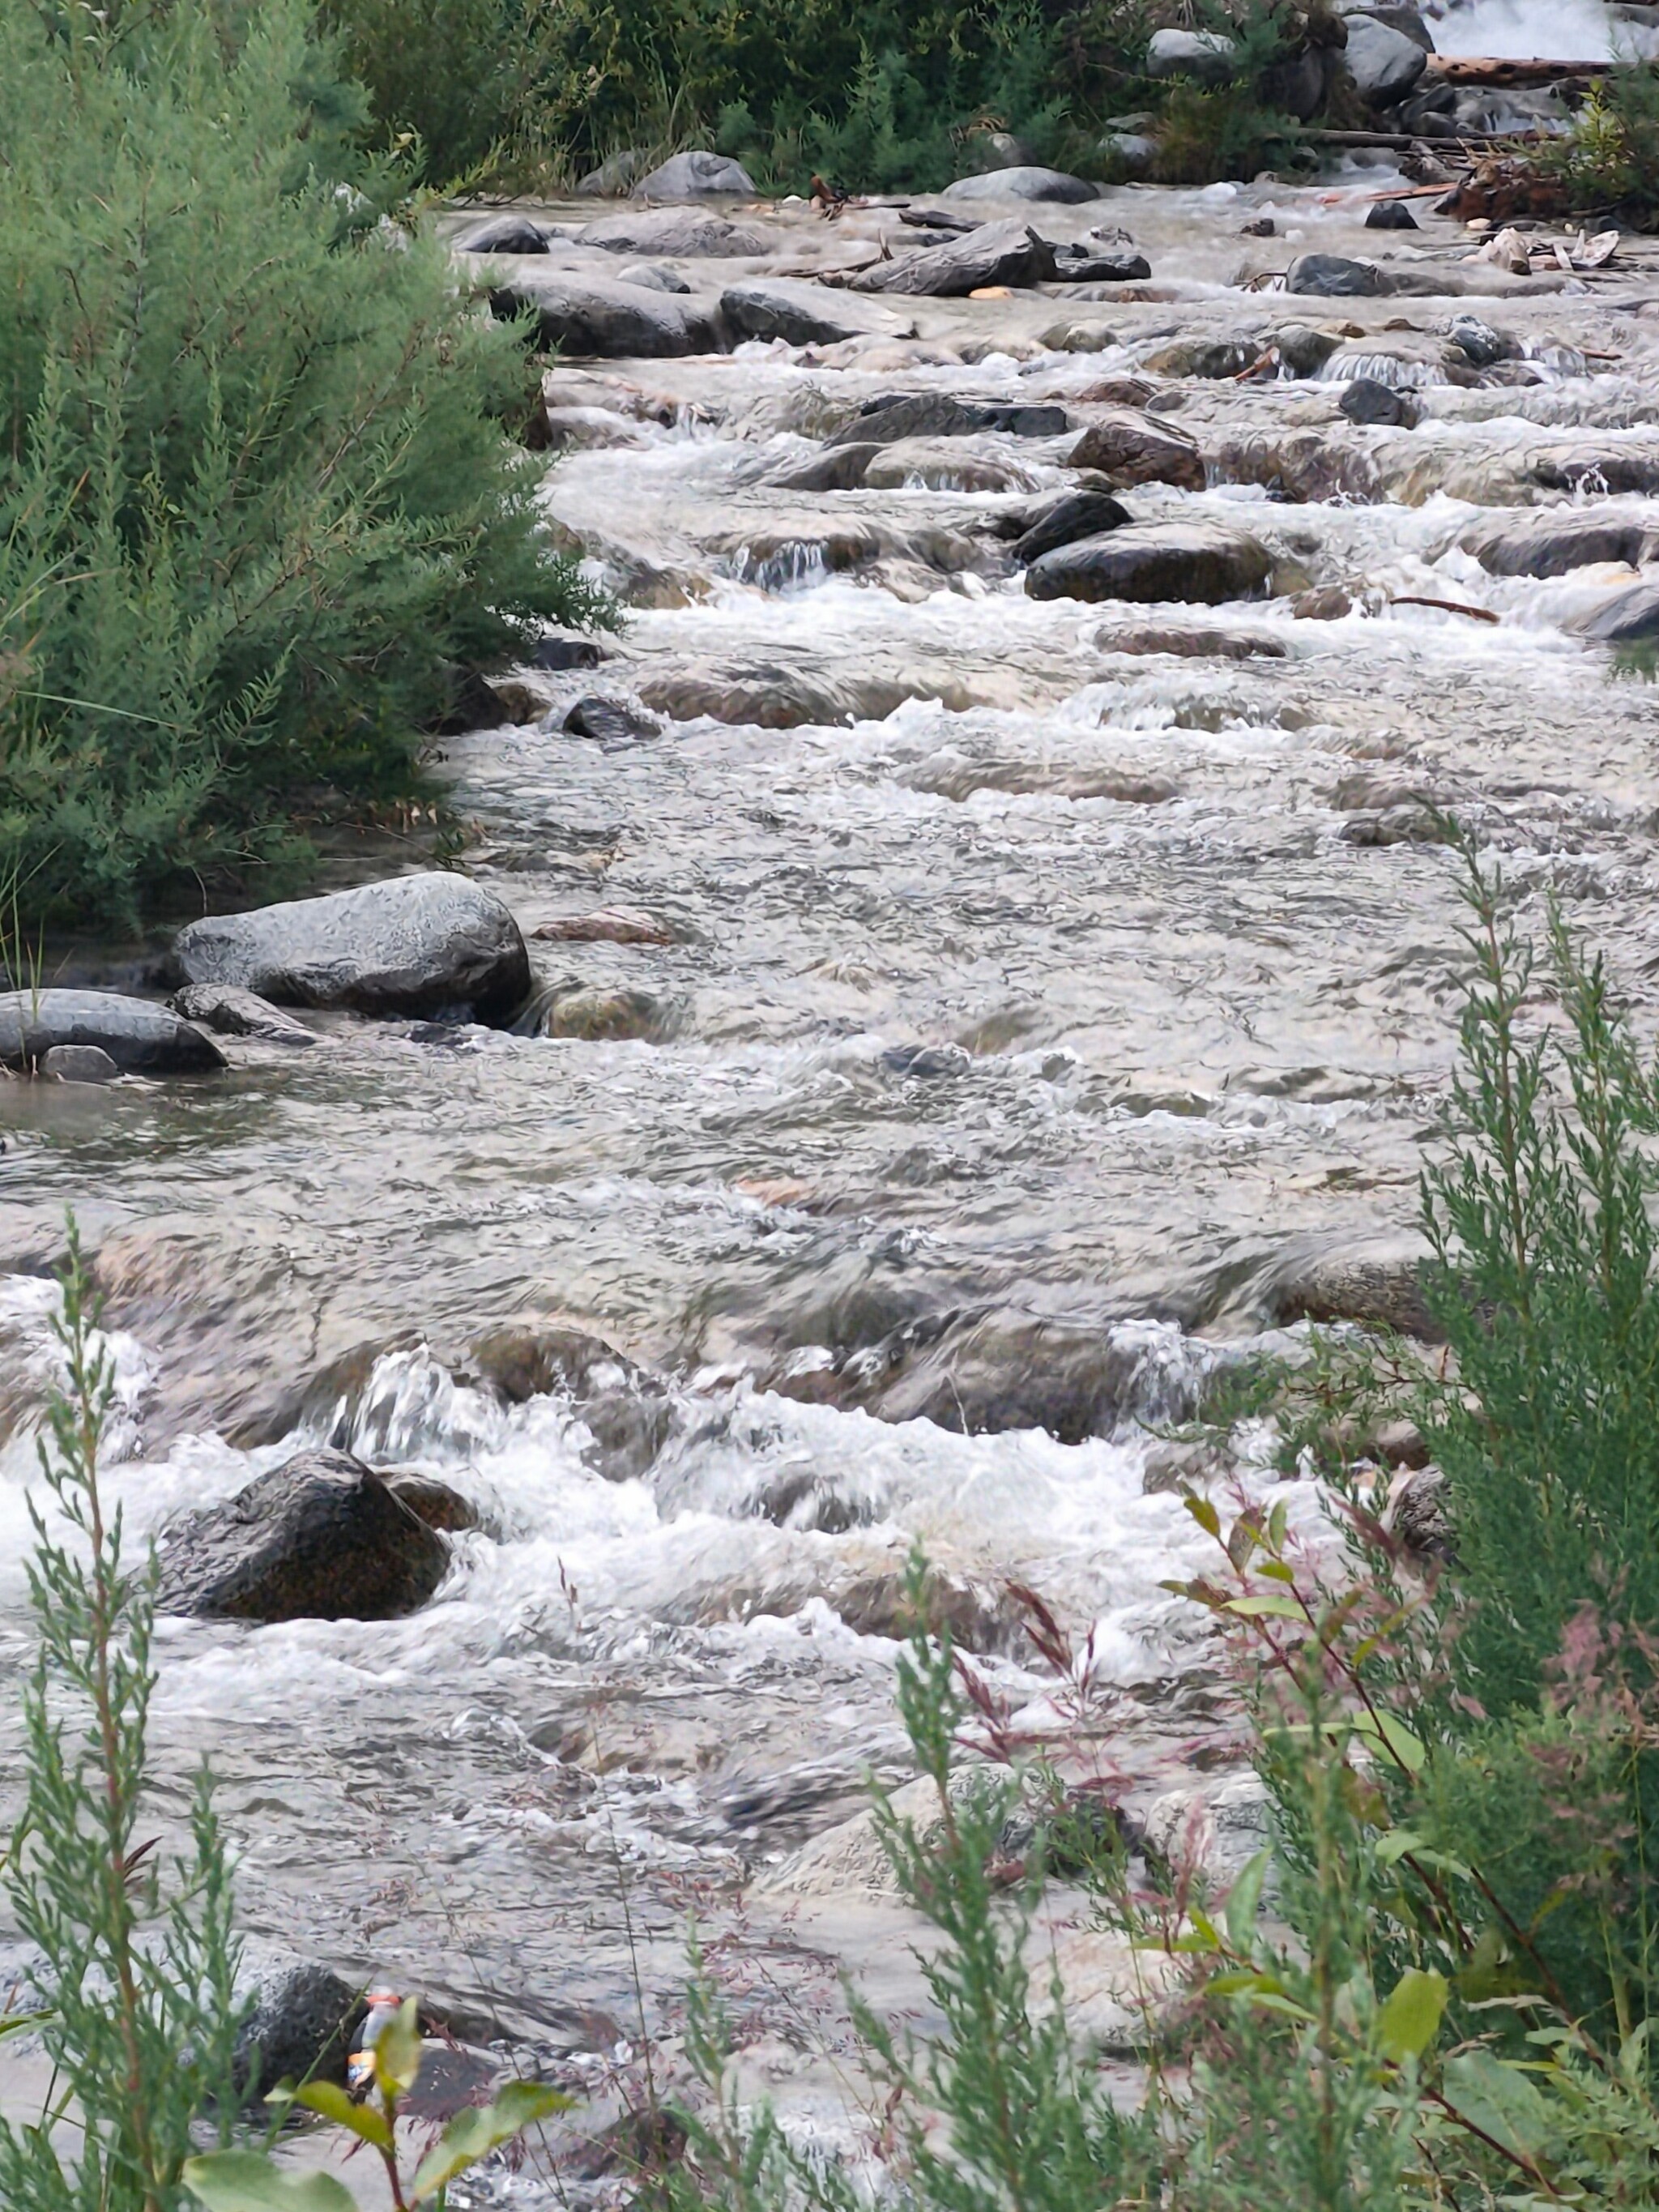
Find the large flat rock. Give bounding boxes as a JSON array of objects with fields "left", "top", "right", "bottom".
[
  {"left": 721, "top": 280, "right": 915, "bottom": 346},
  {"left": 1023, "top": 519, "right": 1273, "bottom": 604},
  {"left": 0, "top": 989, "right": 225, "bottom": 1074},
  {"left": 850, "top": 218, "right": 1062, "bottom": 297},
  {"left": 492, "top": 273, "right": 723, "bottom": 357},
  {"left": 173, "top": 872, "right": 531, "bottom": 1019}
]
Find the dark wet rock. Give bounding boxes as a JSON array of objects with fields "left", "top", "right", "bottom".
[
  {"left": 1268, "top": 1244, "right": 1441, "bottom": 1342},
  {"left": 721, "top": 279, "right": 911, "bottom": 346},
  {"left": 0, "top": 989, "right": 226, "bottom": 1076},
  {"left": 962, "top": 129, "right": 1036, "bottom": 172},
  {"left": 563, "top": 694, "right": 663, "bottom": 746},
  {"left": 1391, "top": 1465, "right": 1453, "bottom": 1560},
  {"left": 1365, "top": 197, "right": 1419, "bottom": 229},
  {"left": 1272, "top": 322, "right": 1343, "bottom": 376},
  {"left": 463, "top": 1326, "right": 673, "bottom": 1480},
  {"left": 1446, "top": 314, "right": 1515, "bottom": 368},
  {"left": 1346, "top": 0, "right": 1435, "bottom": 49},
  {"left": 234, "top": 1953, "right": 363, "bottom": 2095},
  {"left": 1340, "top": 805, "right": 1452, "bottom": 846},
  {"left": 1567, "top": 583, "right": 1659, "bottom": 645},
  {"left": 638, "top": 657, "right": 973, "bottom": 728},
  {"left": 1145, "top": 335, "right": 1263, "bottom": 380},
  {"left": 1530, "top": 445, "right": 1659, "bottom": 498},
  {"left": 1100, "top": 130, "right": 1158, "bottom": 177},
  {"left": 157, "top": 1448, "right": 450, "bottom": 1622},
  {"left": 1461, "top": 510, "right": 1659, "bottom": 578},
  {"left": 940, "top": 166, "right": 1098, "bottom": 204},
  {"left": 1065, "top": 410, "right": 1205, "bottom": 490},
  {"left": 1286, "top": 254, "right": 1387, "bottom": 297},
  {"left": 170, "top": 983, "right": 318, "bottom": 1045},
  {"left": 531, "top": 906, "right": 673, "bottom": 946},
  {"left": 1291, "top": 585, "right": 1354, "bottom": 618},
  {"left": 561, "top": 2108, "right": 690, "bottom": 2183},
  {"left": 902, "top": 752, "right": 1178, "bottom": 803},
  {"left": 1010, "top": 489, "right": 1133, "bottom": 565},
  {"left": 632, "top": 150, "right": 755, "bottom": 198},
  {"left": 833, "top": 1563, "right": 1023, "bottom": 1653},
  {"left": 533, "top": 631, "right": 613, "bottom": 670},
  {"left": 1339, "top": 377, "right": 1416, "bottom": 426},
  {"left": 41, "top": 1044, "right": 120, "bottom": 1083},
  {"left": 1265, "top": 42, "right": 1328, "bottom": 119},
  {"left": 830, "top": 392, "right": 1070, "bottom": 446},
  {"left": 535, "top": 403, "right": 650, "bottom": 452},
  {"left": 173, "top": 873, "right": 531, "bottom": 1022},
  {"left": 1096, "top": 621, "right": 1286, "bottom": 660},
  {"left": 386, "top": 1473, "right": 481, "bottom": 1535},
  {"left": 576, "top": 150, "right": 642, "bottom": 196},
  {"left": 576, "top": 209, "right": 767, "bottom": 256},
  {"left": 491, "top": 275, "right": 723, "bottom": 358},
  {"left": 881, "top": 1042, "right": 971, "bottom": 1078},
  {"left": 458, "top": 215, "right": 549, "bottom": 254},
  {"left": 851, "top": 218, "right": 1064, "bottom": 297},
  {"left": 1051, "top": 243, "right": 1153, "bottom": 282},
  {"left": 1025, "top": 519, "right": 1272, "bottom": 605},
  {"left": 1341, "top": 14, "right": 1429, "bottom": 102},
  {"left": 767, "top": 441, "right": 883, "bottom": 490},
  {"left": 1146, "top": 26, "right": 1239, "bottom": 80},
  {"left": 1241, "top": 216, "right": 1277, "bottom": 237}
]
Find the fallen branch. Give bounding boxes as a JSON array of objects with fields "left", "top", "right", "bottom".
[{"left": 1390, "top": 596, "right": 1502, "bottom": 624}]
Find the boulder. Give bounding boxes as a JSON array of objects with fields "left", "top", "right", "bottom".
[
  {"left": 0, "top": 989, "right": 225, "bottom": 1075},
  {"left": 1341, "top": 0, "right": 1435, "bottom": 47},
  {"left": 1065, "top": 410, "right": 1205, "bottom": 490},
  {"left": 575, "top": 151, "right": 643, "bottom": 196},
  {"left": 1100, "top": 131, "right": 1158, "bottom": 178},
  {"left": 1286, "top": 254, "right": 1387, "bottom": 296},
  {"left": 169, "top": 983, "right": 318, "bottom": 1044},
  {"left": 612, "top": 261, "right": 692, "bottom": 293},
  {"left": 1366, "top": 197, "right": 1420, "bottom": 229},
  {"left": 534, "top": 631, "right": 613, "bottom": 670},
  {"left": 234, "top": 1954, "right": 364, "bottom": 2095},
  {"left": 1024, "top": 519, "right": 1272, "bottom": 605},
  {"left": 1339, "top": 377, "right": 1415, "bottom": 425},
  {"left": 830, "top": 392, "right": 1071, "bottom": 446},
  {"left": 1341, "top": 13, "right": 1429, "bottom": 102},
  {"left": 526, "top": 983, "right": 667, "bottom": 1042},
  {"left": 961, "top": 130, "right": 1036, "bottom": 172},
  {"left": 1268, "top": 1244, "right": 1441, "bottom": 1340},
  {"left": 457, "top": 215, "right": 549, "bottom": 254},
  {"left": 462, "top": 1324, "right": 673, "bottom": 1481},
  {"left": 492, "top": 274, "right": 723, "bottom": 358},
  {"left": 575, "top": 209, "right": 769, "bottom": 256},
  {"left": 767, "top": 442, "right": 883, "bottom": 490},
  {"left": 1096, "top": 622, "right": 1286, "bottom": 660},
  {"left": 939, "top": 167, "right": 1098, "bottom": 204},
  {"left": 630, "top": 150, "right": 755, "bottom": 199},
  {"left": 156, "top": 1449, "right": 451, "bottom": 1622},
  {"left": 1010, "top": 489, "right": 1133, "bottom": 565},
  {"left": 563, "top": 695, "right": 663, "bottom": 745},
  {"left": 1051, "top": 242, "right": 1153, "bottom": 282},
  {"left": 1272, "top": 322, "right": 1343, "bottom": 377},
  {"left": 1567, "top": 583, "right": 1659, "bottom": 645},
  {"left": 38, "top": 1044, "right": 117, "bottom": 1082},
  {"left": 638, "top": 657, "right": 961, "bottom": 728},
  {"left": 173, "top": 873, "right": 530, "bottom": 1021},
  {"left": 1461, "top": 510, "right": 1659, "bottom": 578},
  {"left": 1146, "top": 27, "right": 1239, "bottom": 81},
  {"left": 720, "top": 280, "right": 913, "bottom": 346},
  {"left": 850, "top": 218, "right": 1064, "bottom": 297},
  {"left": 1264, "top": 43, "right": 1328, "bottom": 119}
]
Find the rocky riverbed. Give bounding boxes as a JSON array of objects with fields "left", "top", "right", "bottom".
[{"left": 5, "top": 166, "right": 1659, "bottom": 2191}]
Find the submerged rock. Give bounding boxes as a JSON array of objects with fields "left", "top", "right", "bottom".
[
  {"left": 41, "top": 1044, "right": 120, "bottom": 1083},
  {"left": 170, "top": 983, "right": 318, "bottom": 1044},
  {"left": 0, "top": 989, "right": 225, "bottom": 1076},
  {"left": 173, "top": 873, "right": 530, "bottom": 1021},
  {"left": 940, "top": 167, "right": 1099, "bottom": 204},
  {"left": 576, "top": 208, "right": 768, "bottom": 256},
  {"left": 1025, "top": 519, "right": 1272, "bottom": 605},
  {"left": 1461, "top": 510, "right": 1659, "bottom": 578},
  {"left": 830, "top": 391, "right": 1070, "bottom": 444},
  {"left": 563, "top": 695, "right": 663, "bottom": 746},
  {"left": 157, "top": 1448, "right": 452, "bottom": 1622}
]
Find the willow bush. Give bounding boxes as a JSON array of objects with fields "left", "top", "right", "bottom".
[{"left": 0, "top": 0, "right": 606, "bottom": 930}]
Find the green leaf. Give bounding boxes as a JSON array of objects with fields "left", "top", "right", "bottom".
[
  {"left": 183, "top": 2152, "right": 358, "bottom": 2212},
  {"left": 1374, "top": 1829, "right": 1426, "bottom": 1868},
  {"left": 1267, "top": 1498, "right": 1289, "bottom": 1551},
  {"left": 411, "top": 2082, "right": 571, "bottom": 2201},
  {"left": 1442, "top": 2048, "right": 1553, "bottom": 2162},
  {"left": 1378, "top": 1968, "right": 1447, "bottom": 2063},
  {"left": 1226, "top": 1594, "right": 1304, "bottom": 1621},
  {"left": 1225, "top": 1847, "right": 1272, "bottom": 1958},
  {"left": 1257, "top": 1560, "right": 1297, "bottom": 1584},
  {"left": 373, "top": 1996, "right": 424, "bottom": 2097},
  {"left": 1182, "top": 1492, "right": 1222, "bottom": 1539},
  {"left": 294, "top": 2080, "right": 394, "bottom": 2152},
  {"left": 1352, "top": 1711, "right": 1427, "bottom": 1774}
]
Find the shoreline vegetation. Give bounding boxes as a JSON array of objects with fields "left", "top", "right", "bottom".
[{"left": 15, "top": 838, "right": 1659, "bottom": 2206}]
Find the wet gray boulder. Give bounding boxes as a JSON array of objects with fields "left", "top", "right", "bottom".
[
  {"left": 563, "top": 695, "right": 663, "bottom": 746},
  {"left": 1366, "top": 196, "right": 1419, "bottom": 229},
  {"left": 613, "top": 261, "right": 692, "bottom": 293},
  {"left": 768, "top": 442, "right": 884, "bottom": 490},
  {"left": 1286, "top": 254, "right": 1387, "bottom": 297},
  {"left": 1341, "top": 13, "right": 1429, "bottom": 102},
  {"left": 1568, "top": 583, "right": 1659, "bottom": 645},
  {"left": 575, "top": 208, "right": 769, "bottom": 256},
  {"left": 1065, "top": 411, "right": 1205, "bottom": 490},
  {"left": 851, "top": 218, "right": 1064, "bottom": 297},
  {"left": 170, "top": 983, "right": 318, "bottom": 1044},
  {"left": 1269, "top": 1243, "right": 1441, "bottom": 1340},
  {"left": 940, "top": 167, "right": 1099, "bottom": 204},
  {"left": 1146, "top": 27, "right": 1239, "bottom": 81},
  {"left": 631, "top": 150, "right": 755, "bottom": 199},
  {"left": 1339, "top": 377, "right": 1415, "bottom": 425},
  {"left": 492, "top": 273, "right": 723, "bottom": 357},
  {"left": 720, "top": 280, "right": 912, "bottom": 346},
  {"left": 458, "top": 215, "right": 550, "bottom": 254},
  {"left": 157, "top": 1448, "right": 452, "bottom": 1622},
  {"left": 1051, "top": 241, "right": 1152, "bottom": 282},
  {"left": 1462, "top": 510, "right": 1659, "bottom": 578},
  {"left": 830, "top": 391, "right": 1070, "bottom": 445},
  {"left": 234, "top": 1950, "right": 364, "bottom": 2095},
  {"left": 173, "top": 873, "right": 530, "bottom": 1020},
  {"left": 0, "top": 989, "right": 226, "bottom": 1075},
  {"left": 1341, "top": 0, "right": 1435, "bottom": 47},
  {"left": 1024, "top": 519, "right": 1272, "bottom": 605},
  {"left": 1009, "top": 489, "right": 1133, "bottom": 565},
  {"left": 41, "top": 1044, "right": 120, "bottom": 1083},
  {"left": 1100, "top": 130, "right": 1157, "bottom": 177}
]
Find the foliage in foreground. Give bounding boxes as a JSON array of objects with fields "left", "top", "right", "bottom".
[
  {"left": 0, "top": 0, "right": 606, "bottom": 929},
  {"left": 1532, "top": 63, "right": 1659, "bottom": 227}
]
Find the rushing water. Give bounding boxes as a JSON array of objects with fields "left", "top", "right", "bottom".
[{"left": 5, "top": 170, "right": 1659, "bottom": 2185}]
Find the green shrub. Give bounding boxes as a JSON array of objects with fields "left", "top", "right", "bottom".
[
  {"left": 0, "top": 0, "right": 607, "bottom": 930},
  {"left": 1532, "top": 66, "right": 1659, "bottom": 228}
]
